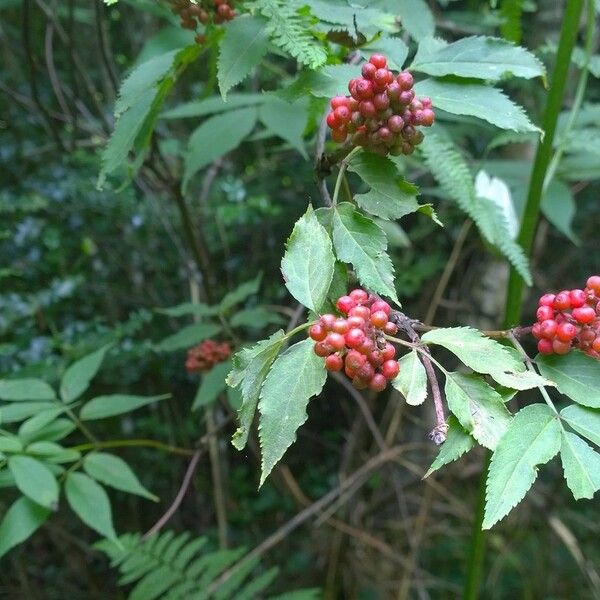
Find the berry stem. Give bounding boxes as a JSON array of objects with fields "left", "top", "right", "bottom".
[{"left": 332, "top": 146, "right": 361, "bottom": 206}]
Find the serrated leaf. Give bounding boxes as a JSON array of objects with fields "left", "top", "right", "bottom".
[
  {"left": 0, "top": 497, "right": 51, "bottom": 559},
  {"left": 281, "top": 205, "right": 335, "bottom": 312},
  {"left": 348, "top": 151, "right": 421, "bottom": 220},
  {"left": 8, "top": 455, "right": 59, "bottom": 509},
  {"left": 192, "top": 361, "right": 231, "bottom": 410},
  {"left": 560, "top": 431, "right": 600, "bottom": 500},
  {"left": 396, "top": 0, "right": 435, "bottom": 40},
  {"left": 219, "top": 274, "right": 262, "bottom": 313},
  {"left": 80, "top": 394, "right": 169, "bottom": 421},
  {"left": 425, "top": 415, "right": 476, "bottom": 477},
  {"left": 537, "top": 351, "right": 600, "bottom": 408},
  {"left": 258, "top": 96, "right": 308, "bottom": 157},
  {"left": 0, "top": 379, "right": 56, "bottom": 402},
  {"left": 445, "top": 372, "right": 511, "bottom": 450},
  {"left": 483, "top": 404, "right": 561, "bottom": 529},
  {"left": 392, "top": 350, "right": 427, "bottom": 405},
  {"left": 60, "top": 345, "right": 110, "bottom": 403},
  {"left": 65, "top": 472, "right": 117, "bottom": 541},
  {"left": 411, "top": 35, "right": 545, "bottom": 81},
  {"left": 154, "top": 323, "right": 222, "bottom": 352},
  {"left": 489, "top": 369, "right": 556, "bottom": 391},
  {"left": 258, "top": 338, "right": 327, "bottom": 485},
  {"left": 218, "top": 15, "right": 269, "bottom": 98},
  {"left": 422, "top": 327, "right": 522, "bottom": 378},
  {"left": 332, "top": 202, "right": 399, "bottom": 303},
  {"left": 475, "top": 170, "right": 519, "bottom": 239},
  {"left": 183, "top": 107, "right": 258, "bottom": 191},
  {"left": 414, "top": 80, "right": 539, "bottom": 132},
  {"left": 561, "top": 404, "right": 600, "bottom": 446},
  {"left": 83, "top": 453, "right": 158, "bottom": 501},
  {"left": 228, "top": 331, "right": 286, "bottom": 451}
]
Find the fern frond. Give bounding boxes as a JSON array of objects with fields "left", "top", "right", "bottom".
[
  {"left": 420, "top": 133, "right": 532, "bottom": 284},
  {"left": 96, "top": 530, "right": 316, "bottom": 600},
  {"left": 251, "top": 0, "right": 327, "bottom": 68},
  {"left": 500, "top": 0, "right": 524, "bottom": 44}
]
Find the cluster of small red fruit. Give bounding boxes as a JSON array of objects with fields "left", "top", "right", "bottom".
[
  {"left": 169, "top": 0, "right": 236, "bottom": 45},
  {"left": 309, "top": 289, "right": 400, "bottom": 392},
  {"left": 186, "top": 339, "right": 231, "bottom": 373},
  {"left": 326, "top": 54, "right": 435, "bottom": 156},
  {"left": 533, "top": 276, "right": 600, "bottom": 359}
]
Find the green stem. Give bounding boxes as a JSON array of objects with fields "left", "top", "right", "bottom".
[
  {"left": 504, "top": 0, "right": 585, "bottom": 327},
  {"left": 467, "top": 4, "right": 585, "bottom": 597},
  {"left": 72, "top": 439, "right": 196, "bottom": 456},
  {"left": 331, "top": 147, "right": 360, "bottom": 206},
  {"left": 284, "top": 321, "right": 314, "bottom": 340}
]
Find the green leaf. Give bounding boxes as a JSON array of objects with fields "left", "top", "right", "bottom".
[
  {"left": 19, "top": 406, "right": 69, "bottom": 436},
  {"left": 26, "top": 442, "right": 81, "bottom": 463},
  {"left": 192, "top": 361, "right": 232, "bottom": 410},
  {"left": 332, "top": 202, "right": 399, "bottom": 304},
  {"left": 229, "top": 331, "right": 286, "bottom": 451},
  {"left": 361, "top": 37, "right": 409, "bottom": 70},
  {"left": 156, "top": 302, "right": 218, "bottom": 318},
  {"left": 65, "top": 472, "right": 117, "bottom": 540},
  {"left": 542, "top": 179, "right": 579, "bottom": 244},
  {"left": 230, "top": 307, "right": 286, "bottom": 329},
  {"left": 83, "top": 453, "right": 158, "bottom": 501},
  {"left": 560, "top": 431, "right": 600, "bottom": 500},
  {"left": 279, "top": 65, "right": 358, "bottom": 102},
  {"left": 154, "top": 323, "right": 222, "bottom": 352},
  {"left": 488, "top": 369, "right": 555, "bottom": 391},
  {"left": 80, "top": 394, "right": 170, "bottom": 421},
  {"left": 396, "top": 0, "right": 435, "bottom": 41},
  {"left": 347, "top": 151, "right": 421, "bottom": 220},
  {"left": 414, "top": 80, "right": 539, "bottom": 133},
  {"left": 561, "top": 404, "right": 600, "bottom": 446},
  {"left": 281, "top": 205, "right": 335, "bottom": 312},
  {"left": 258, "top": 96, "right": 308, "bottom": 157},
  {"left": 19, "top": 418, "right": 76, "bottom": 445},
  {"left": 422, "top": 327, "right": 523, "bottom": 379},
  {"left": 258, "top": 338, "right": 327, "bottom": 486},
  {"left": 445, "top": 373, "right": 511, "bottom": 450},
  {"left": 218, "top": 15, "right": 270, "bottom": 98},
  {"left": 183, "top": 107, "right": 258, "bottom": 191},
  {"left": 483, "top": 404, "right": 561, "bottom": 529},
  {"left": 392, "top": 350, "right": 427, "bottom": 406},
  {"left": 0, "top": 497, "right": 51, "bottom": 559},
  {"left": 537, "top": 351, "right": 600, "bottom": 408},
  {"left": 0, "top": 437, "right": 22, "bottom": 453},
  {"left": 0, "top": 402, "right": 58, "bottom": 424},
  {"left": 411, "top": 36, "right": 545, "bottom": 81},
  {"left": 8, "top": 455, "right": 59, "bottom": 509},
  {"left": 425, "top": 416, "right": 476, "bottom": 477},
  {"left": 162, "top": 93, "right": 266, "bottom": 119},
  {"left": 0, "top": 379, "right": 56, "bottom": 401},
  {"left": 219, "top": 275, "right": 263, "bottom": 313},
  {"left": 60, "top": 345, "right": 110, "bottom": 403}
]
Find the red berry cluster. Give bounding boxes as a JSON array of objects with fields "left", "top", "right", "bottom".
[
  {"left": 326, "top": 54, "right": 435, "bottom": 156},
  {"left": 186, "top": 339, "right": 231, "bottom": 373},
  {"left": 169, "top": 0, "right": 236, "bottom": 45},
  {"left": 309, "top": 289, "right": 400, "bottom": 392},
  {"left": 532, "top": 276, "right": 600, "bottom": 359}
]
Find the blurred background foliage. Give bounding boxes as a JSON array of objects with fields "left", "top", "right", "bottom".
[{"left": 1, "top": 0, "right": 599, "bottom": 598}]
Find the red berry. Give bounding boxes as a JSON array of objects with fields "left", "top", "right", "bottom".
[
  {"left": 587, "top": 275, "right": 600, "bottom": 294},
  {"left": 349, "top": 289, "right": 369, "bottom": 303},
  {"left": 397, "top": 71, "right": 414, "bottom": 90},
  {"left": 314, "top": 341, "right": 333, "bottom": 357},
  {"left": 581, "top": 328, "right": 596, "bottom": 343},
  {"left": 331, "top": 96, "right": 349, "bottom": 109},
  {"left": 572, "top": 306, "right": 596, "bottom": 324},
  {"left": 421, "top": 96, "right": 432, "bottom": 108},
  {"left": 370, "top": 310, "right": 389, "bottom": 328},
  {"left": 369, "top": 54, "right": 387, "bottom": 69},
  {"left": 349, "top": 305, "right": 371, "bottom": 320},
  {"left": 346, "top": 350, "right": 366, "bottom": 371},
  {"left": 532, "top": 322, "right": 542, "bottom": 339},
  {"left": 326, "top": 332, "right": 346, "bottom": 351},
  {"left": 556, "top": 322, "right": 577, "bottom": 342},
  {"left": 539, "top": 319, "right": 558, "bottom": 339},
  {"left": 356, "top": 79, "right": 374, "bottom": 99},
  {"left": 373, "top": 93, "right": 390, "bottom": 111},
  {"left": 334, "top": 106, "right": 351, "bottom": 123},
  {"left": 537, "top": 339, "right": 553, "bottom": 354},
  {"left": 382, "top": 343, "right": 396, "bottom": 360},
  {"left": 377, "top": 127, "right": 393, "bottom": 144},
  {"left": 374, "top": 68, "right": 389, "bottom": 85},
  {"left": 361, "top": 62, "right": 377, "bottom": 79},
  {"left": 381, "top": 360, "right": 400, "bottom": 380},
  {"left": 386, "top": 81, "right": 401, "bottom": 101},
  {"left": 325, "top": 354, "right": 344, "bottom": 372},
  {"left": 536, "top": 306, "right": 554, "bottom": 322},
  {"left": 326, "top": 112, "right": 339, "bottom": 128},
  {"left": 357, "top": 338, "right": 376, "bottom": 356},
  {"left": 371, "top": 300, "right": 391, "bottom": 315},
  {"left": 419, "top": 108, "right": 435, "bottom": 126},
  {"left": 388, "top": 115, "right": 404, "bottom": 132},
  {"left": 569, "top": 289, "right": 587, "bottom": 308},
  {"left": 332, "top": 318, "right": 350, "bottom": 334},
  {"left": 553, "top": 292, "right": 571, "bottom": 311},
  {"left": 552, "top": 339, "right": 572, "bottom": 355},
  {"left": 347, "top": 315, "right": 366, "bottom": 329},
  {"left": 538, "top": 293, "right": 556, "bottom": 307},
  {"left": 359, "top": 101, "right": 377, "bottom": 118},
  {"left": 356, "top": 362, "right": 375, "bottom": 382},
  {"left": 369, "top": 373, "right": 388, "bottom": 392},
  {"left": 320, "top": 314, "right": 337, "bottom": 330},
  {"left": 399, "top": 90, "right": 415, "bottom": 105},
  {"left": 383, "top": 322, "right": 398, "bottom": 335},
  {"left": 336, "top": 296, "right": 356, "bottom": 314},
  {"left": 309, "top": 324, "right": 327, "bottom": 342},
  {"left": 368, "top": 350, "right": 384, "bottom": 367},
  {"left": 346, "top": 328, "right": 366, "bottom": 349}
]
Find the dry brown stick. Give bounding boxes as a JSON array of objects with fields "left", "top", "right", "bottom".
[{"left": 204, "top": 444, "right": 405, "bottom": 596}]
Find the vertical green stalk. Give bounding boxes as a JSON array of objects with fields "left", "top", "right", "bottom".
[
  {"left": 465, "top": 2, "right": 586, "bottom": 598},
  {"left": 504, "top": 0, "right": 586, "bottom": 327}
]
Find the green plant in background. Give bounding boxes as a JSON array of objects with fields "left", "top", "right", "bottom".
[{"left": 2, "top": 0, "right": 600, "bottom": 597}]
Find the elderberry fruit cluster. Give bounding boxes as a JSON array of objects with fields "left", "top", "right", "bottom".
[
  {"left": 169, "top": 0, "right": 237, "bottom": 45},
  {"left": 326, "top": 54, "right": 435, "bottom": 156},
  {"left": 186, "top": 339, "right": 231, "bottom": 373},
  {"left": 532, "top": 275, "right": 600, "bottom": 359},
  {"left": 309, "top": 289, "right": 400, "bottom": 392}
]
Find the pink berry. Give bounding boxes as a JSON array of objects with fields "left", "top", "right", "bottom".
[
  {"left": 536, "top": 306, "right": 554, "bottom": 322},
  {"left": 370, "top": 310, "right": 389, "bottom": 329},
  {"left": 538, "top": 293, "right": 556, "bottom": 307},
  {"left": 369, "top": 373, "right": 388, "bottom": 392},
  {"left": 326, "top": 332, "right": 346, "bottom": 351},
  {"left": 556, "top": 322, "right": 577, "bottom": 342},
  {"left": 336, "top": 296, "right": 356, "bottom": 314},
  {"left": 537, "top": 339, "right": 553, "bottom": 354},
  {"left": 349, "top": 289, "right": 369, "bottom": 304},
  {"left": 320, "top": 314, "right": 336, "bottom": 330},
  {"left": 361, "top": 62, "right": 377, "bottom": 79},
  {"left": 309, "top": 324, "right": 327, "bottom": 342},
  {"left": 369, "top": 54, "right": 387, "bottom": 69},
  {"left": 539, "top": 319, "right": 558, "bottom": 339},
  {"left": 553, "top": 292, "right": 571, "bottom": 311},
  {"left": 381, "top": 360, "right": 400, "bottom": 380},
  {"left": 346, "top": 328, "right": 366, "bottom": 349},
  {"left": 397, "top": 71, "right": 414, "bottom": 90},
  {"left": 356, "top": 79, "right": 374, "bottom": 99},
  {"left": 382, "top": 343, "right": 396, "bottom": 360},
  {"left": 331, "top": 96, "right": 349, "bottom": 109},
  {"left": 371, "top": 300, "right": 391, "bottom": 315},
  {"left": 349, "top": 305, "right": 371, "bottom": 321},
  {"left": 332, "top": 318, "right": 350, "bottom": 334},
  {"left": 587, "top": 275, "right": 600, "bottom": 294},
  {"left": 325, "top": 354, "right": 344, "bottom": 371},
  {"left": 552, "top": 339, "right": 572, "bottom": 355},
  {"left": 569, "top": 289, "right": 587, "bottom": 308},
  {"left": 572, "top": 306, "right": 596, "bottom": 324}
]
